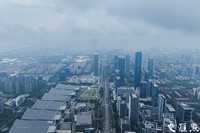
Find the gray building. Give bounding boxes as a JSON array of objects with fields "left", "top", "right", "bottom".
[
  {"left": 21, "top": 108, "right": 61, "bottom": 121},
  {"left": 135, "top": 52, "right": 142, "bottom": 88},
  {"left": 129, "top": 93, "right": 139, "bottom": 126},
  {"left": 42, "top": 93, "right": 71, "bottom": 102},
  {"left": 162, "top": 113, "right": 177, "bottom": 133},
  {"left": 32, "top": 99, "right": 66, "bottom": 111},
  {"left": 140, "top": 81, "right": 148, "bottom": 98},
  {"left": 0, "top": 98, "right": 4, "bottom": 112},
  {"left": 150, "top": 81, "right": 158, "bottom": 107},
  {"left": 119, "top": 100, "right": 127, "bottom": 118},
  {"left": 121, "top": 118, "right": 131, "bottom": 133},
  {"left": 114, "top": 55, "right": 119, "bottom": 70},
  {"left": 165, "top": 104, "right": 176, "bottom": 115},
  {"left": 9, "top": 119, "right": 56, "bottom": 133},
  {"left": 126, "top": 55, "right": 130, "bottom": 74},
  {"left": 119, "top": 57, "right": 125, "bottom": 86},
  {"left": 76, "top": 112, "right": 92, "bottom": 126},
  {"left": 176, "top": 102, "right": 193, "bottom": 133},
  {"left": 94, "top": 54, "right": 99, "bottom": 76},
  {"left": 117, "top": 86, "right": 134, "bottom": 96},
  {"left": 158, "top": 94, "right": 166, "bottom": 122},
  {"left": 148, "top": 58, "right": 154, "bottom": 79},
  {"left": 49, "top": 88, "right": 75, "bottom": 96},
  {"left": 55, "top": 84, "right": 80, "bottom": 91}
]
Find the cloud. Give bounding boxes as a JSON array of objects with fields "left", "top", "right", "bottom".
[{"left": 0, "top": 0, "right": 200, "bottom": 50}]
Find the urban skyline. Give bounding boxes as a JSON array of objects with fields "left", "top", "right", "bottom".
[{"left": 0, "top": 1, "right": 200, "bottom": 133}]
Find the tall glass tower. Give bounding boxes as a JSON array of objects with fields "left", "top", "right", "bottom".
[
  {"left": 134, "top": 52, "right": 142, "bottom": 88},
  {"left": 148, "top": 58, "right": 154, "bottom": 79},
  {"left": 119, "top": 57, "right": 125, "bottom": 85}
]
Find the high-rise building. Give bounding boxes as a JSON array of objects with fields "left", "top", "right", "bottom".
[
  {"left": 4, "top": 78, "right": 13, "bottom": 94},
  {"left": 144, "top": 70, "right": 150, "bottom": 81},
  {"left": 119, "top": 100, "right": 127, "bottom": 118},
  {"left": 148, "top": 58, "right": 154, "bottom": 79},
  {"left": 158, "top": 94, "right": 166, "bottom": 122},
  {"left": 129, "top": 93, "right": 139, "bottom": 126},
  {"left": 119, "top": 57, "right": 125, "bottom": 86},
  {"left": 150, "top": 82, "right": 158, "bottom": 107},
  {"left": 176, "top": 102, "right": 193, "bottom": 133},
  {"left": 2, "top": 75, "right": 37, "bottom": 94},
  {"left": 140, "top": 81, "right": 148, "bottom": 98},
  {"left": 59, "top": 71, "right": 66, "bottom": 81},
  {"left": 94, "top": 54, "right": 99, "bottom": 76},
  {"left": 135, "top": 52, "right": 142, "bottom": 88},
  {"left": 121, "top": 118, "right": 131, "bottom": 133},
  {"left": 114, "top": 55, "right": 119, "bottom": 70},
  {"left": 147, "top": 79, "right": 153, "bottom": 97},
  {"left": 126, "top": 55, "right": 130, "bottom": 74},
  {"left": 0, "top": 98, "right": 4, "bottom": 112},
  {"left": 15, "top": 80, "right": 20, "bottom": 94}
]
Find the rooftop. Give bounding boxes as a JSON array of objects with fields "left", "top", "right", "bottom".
[
  {"left": 165, "top": 104, "right": 176, "bottom": 112},
  {"left": 32, "top": 99, "right": 66, "bottom": 111},
  {"left": 74, "top": 102, "right": 87, "bottom": 109},
  {"left": 76, "top": 112, "right": 92, "bottom": 126},
  {"left": 21, "top": 108, "right": 61, "bottom": 121},
  {"left": 9, "top": 119, "right": 55, "bottom": 133},
  {"left": 55, "top": 84, "right": 80, "bottom": 91},
  {"left": 179, "top": 102, "right": 192, "bottom": 110},
  {"left": 42, "top": 93, "right": 71, "bottom": 102},
  {"left": 131, "top": 93, "right": 138, "bottom": 98},
  {"left": 59, "top": 122, "right": 71, "bottom": 130},
  {"left": 49, "top": 88, "right": 75, "bottom": 96}
]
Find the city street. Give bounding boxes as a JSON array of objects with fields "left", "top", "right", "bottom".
[{"left": 103, "top": 78, "right": 111, "bottom": 133}]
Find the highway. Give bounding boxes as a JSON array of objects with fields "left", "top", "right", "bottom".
[{"left": 103, "top": 78, "right": 111, "bottom": 133}]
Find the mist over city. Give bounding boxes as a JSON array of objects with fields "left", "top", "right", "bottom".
[
  {"left": 0, "top": 1, "right": 200, "bottom": 133},
  {"left": 1, "top": 0, "right": 200, "bottom": 50}
]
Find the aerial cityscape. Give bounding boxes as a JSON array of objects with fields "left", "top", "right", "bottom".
[{"left": 0, "top": 0, "right": 200, "bottom": 133}]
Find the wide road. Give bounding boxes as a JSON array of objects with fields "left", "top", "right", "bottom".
[{"left": 104, "top": 78, "right": 111, "bottom": 133}]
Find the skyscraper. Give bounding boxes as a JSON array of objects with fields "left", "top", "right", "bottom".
[
  {"left": 158, "top": 94, "right": 166, "bottom": 122},
  {"left": 140, "top": 81, "right": 148, "bottom": 98},
  {"left": 114, "top": 55, "right": 119, "bottom": 70},
  {"left": 151, "top": 83, "right": 158, "bottom": 107},
  {"left": 0, "top": 98, "right": 4, "bottom": 112},
  {"left": 135, "top": 52, "right": 142, "bottom": 88},
  {"left": 126, "top": 55, "right": 130, "bottom": 74},
  {"left": 148, "top": 58, "right": 154, "bottom": 79},
  {"left": 129, "top": 93, "right": 139, "bottom": 126},
  {"left": 119, "top": 57, "right": 125, "bottom": 86},
  {"left": 176, "top": 102, "right": 193, "bottom": 133},
  {"left": 94, "top": 54, "right": 99, "bottom": 76},
  {"left": 121, "top": 118, "right": 131, "bottom": 133}
]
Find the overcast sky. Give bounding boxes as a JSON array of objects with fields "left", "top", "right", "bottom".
[{"left": 0, "top": 0, "right": 200, "bottom": 50}]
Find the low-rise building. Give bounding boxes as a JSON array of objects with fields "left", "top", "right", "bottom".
[
  {"left": 32, "top": 99, "right": 66, "bottom": 111},
  {"left": 76, "top": 112, "right": 92, "bottom": 126},
  {"left": 9, "top": 119, "right": 56, "bottom": 133},
  {"left": 21, "top": 108, "right": 61, "bottom": 121}
]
